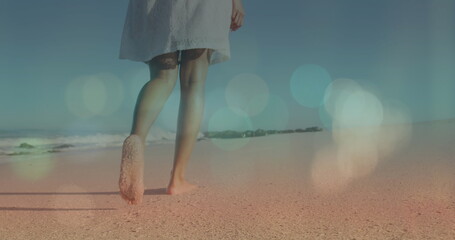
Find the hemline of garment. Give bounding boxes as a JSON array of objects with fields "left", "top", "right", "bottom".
[{"left": 119, "top": 37, "right": 230, "bottom": 66}]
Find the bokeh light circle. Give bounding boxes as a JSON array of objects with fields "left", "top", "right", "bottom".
[
  {"left": 334, "top": 89, "right": 384, "bottom": 129},
  {"left": 82, "top": 76, "right": 107, "bottom": 115},
  {"left": 97, "top": 72, "right": 125, "bottom": 116},
  {"left": 66, "top": 76, "right": 93, "bottom": 119},
  {"left": 10, "top": 155, "right": 55, "bottom": 181},
  {"left": 65, "top": 72, "right": 124, "bottom": 118},
  {"left": 323, "top": 78, "right": 362, "bottom": 118},
  {"left": 9, "top": 137, "right": 56, "bottom": 181},
  {"left": 225, "top": 73, "right": 269, "bottom": 117},
  {"left": 290, "top": 64, "right": 332, "bottom": 108}
]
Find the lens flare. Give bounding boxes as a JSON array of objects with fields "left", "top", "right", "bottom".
[
  {"left": 82, "top": 76, "right": 107, "bottom": 115},
  {"left": 10, "top": 155, "right": 55, "bottom": 181},
  {"left": 65, "top": 76, "right": 94, "bottom": 119},
  {"left": 9, "top": 138, "right": 55, "bottom": 181},
  {"left": 66, "top": 72, "right": 124, "bottom": 118},
  {"left": 312, "top": 78, "right": 414, "bottom": 194},
  {"left": 203, "top": 87, "right": 230, "bottom": 128},
  {"left": 225, "top": 73, "right": 269, "bottom": 117},
  {"left": 333, "top": 88, "right": 384, "bottom": 129},
  {"left": 96, "top": 72, "right": 125, "bottom": 116},
  {"left": 322, "top": 78, "right": 362, "bottom": 120},
  {"left": 290, "top": 64, "right": 332, "bottom": 108}
]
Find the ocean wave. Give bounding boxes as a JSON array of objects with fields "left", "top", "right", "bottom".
[{"left": 0, "top": 127, "right": 205, "bottom": 157}]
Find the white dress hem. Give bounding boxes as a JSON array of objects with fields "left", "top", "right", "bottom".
[{"left": 119, "top": 37, "right": 230, "bottom": 66}]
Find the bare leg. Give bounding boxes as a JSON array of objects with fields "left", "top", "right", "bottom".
[
  {"left": 130, "top": 52, "right": 180, "bottom": 142},
  {"left": 119, "top": 51, "right": 179, "bottom": 204},
  {"left": 166, "top": 48, "right": 213, "bottom": 195}
]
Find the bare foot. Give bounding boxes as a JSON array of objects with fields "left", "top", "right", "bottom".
[
  {"left": 166, "top": 180, "right": 198, "bottom": 195},
  {"left": 119, "top": 134, "right": 144, "bottom": 205}
]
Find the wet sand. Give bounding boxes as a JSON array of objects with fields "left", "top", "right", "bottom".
[{"left": 0, "top": 119, "right": 454, "bottom": 239}]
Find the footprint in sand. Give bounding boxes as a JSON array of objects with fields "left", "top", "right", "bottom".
[{"left": 119, "top": 134, "right": 144, "bottom": 205}]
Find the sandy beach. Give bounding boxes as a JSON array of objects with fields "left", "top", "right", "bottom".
[{"left": 0, "top": 119, "right": 454, "bottom": 239}]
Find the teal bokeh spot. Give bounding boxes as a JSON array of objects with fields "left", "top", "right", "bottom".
[{"left": 290, "top": 64, "right": 332, "bottom": 108}]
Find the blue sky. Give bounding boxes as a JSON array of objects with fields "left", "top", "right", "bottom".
[{"left": 1, "top": 0, "right": 454, "bottom": 133}]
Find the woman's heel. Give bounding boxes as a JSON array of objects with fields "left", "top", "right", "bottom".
[{"left": 119, "top": 134, "right": 145, "bottom": 205}]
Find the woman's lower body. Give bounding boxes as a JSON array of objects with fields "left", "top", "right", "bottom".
[
  {"left": 119, "top": 48, "right": 213, "bottom": 204},
  {"left": 133, "top": 48, "right": 213, "bottom": 191},
  {"left": 118, "top": 0, "right": 231, "bottom": 204}
]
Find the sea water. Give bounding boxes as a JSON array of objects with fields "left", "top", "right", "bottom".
[{"left": 0, "top": 128, "right": 197, "bottom": 159}]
